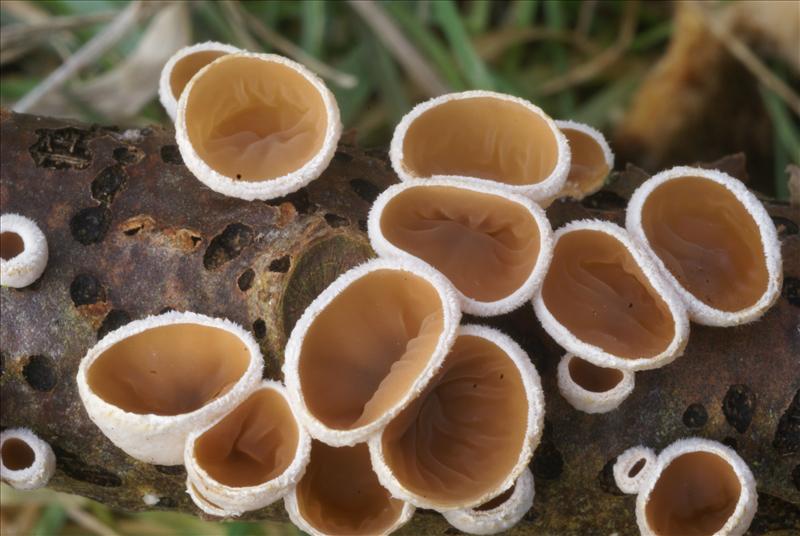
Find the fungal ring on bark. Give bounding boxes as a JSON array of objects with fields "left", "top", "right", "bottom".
[
  {"left": 368, "top": 178, "right": 554, "bottom": 316},
  {"left": 283, "top": 257, "right": 462, "bottom": 447},
  {"left": 557, "top": 353, "right": 634, "bottom": 414},
  {"left": 553, "top": 119, "right": 614, "bottom": 201},
  {"left": 184, "top": 380, "right": 311, "bottom": 517},
  {"left": 1, "top": 213, "right": 48, "bottom": 288},
  {"left": 615, "top": 438, "right": 757, "bottom": 536},
  {"left": 533, "top": 219, "right": 690, "bottom": 371},
  {"left": 389, "top": 90, "right": 571, "bottom": 202},
  {"left": 626, "top": 166, "right": 783, "bottom": 327},
  {"left": 77, "top": 311, "right": 264, "bottom": 465},
  {"left": 368, "top": 325, "right": 545, "bottom": 512},
  {"left": 0, "top": 428, "right": 56, "bottom": 490},
  {"left": 175, "top": 52, "right": 342, "bottom": 201}
]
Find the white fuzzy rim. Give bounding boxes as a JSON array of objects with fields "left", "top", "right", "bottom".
[
  {"left": 368, "top": 324, "right": 545, "bottom": 511},
  {"left": 389, "top": 90, "right": 571, "bottom": 202},
  {"left": 1, "top": 213, "right": 48, "bottom": 288},
  {"left": 533, "top": 219, "right": 690, "bottom": 371},
  {"left": 367, "top": 178, "right": 554, "bottom": 316},
  {"left": 284, "top": 485, "right": 416, "bottom": 536},
  {"left": 635, "top": 438, "right": 757, "bottom": 536},
  {"left": 184, "top": 380, "right": 311, "bottom": 517},
  {"left": 186, "top": 479, "right": 230, "bottom": 518},
  {"left": 626, "top": 166, "right": 783, "bottom": 326},
  {"left": 613, "top": 445, "right": 656, "bottom": 495},
  {"left": 0, "top": 428, "right": 56, "bottom": 490},
  {"left": 284, "top": 257, "right": 461, "bottom": 447},
  {"left": 557, "top": 353, "right": 634, "bottom": 414},
  {"left": 555, "top": 120, "right": 615, "bottom": 173},
  {"left": 77, "top": 311, "right": 264, "bottom": 465},
  {"left": 175, "top": 52, "right": 342, "bottom": 201},
  {"left": 442, "top": 467, "right": 534, "bottom": 535},
  {"left": 158, "top": 41, "right": 240, "bottom": 122}
]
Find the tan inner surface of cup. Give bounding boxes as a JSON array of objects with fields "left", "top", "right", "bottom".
[
  {"left": 170, "top": 50, "right": 229, "bottom": 101},
  {"left": 475, "top": 483, "right": 516, "bottom": 511},
  {"left": 568, "top": 356, "right": 623, "bottom": 392},
  {"left": 561, "top": 127, "right": 609, "bottom": 196},
  {"left": 299, "top": 269, "right": 445, "bottom": 431},
  {"left": 185, "top": 56, "right": 327, "bottom": 181},
  {"left": 297, "top": 441, "right": 404, "bottom": 536},
  {"left": 381, "top": 334, "right": 529, "bottom": 508},
  {"left": 87, "top": 323, "right": 250, "bottom": 416},
  {"left": 641, "top": 177, "right": 769, "bottom": 312},
  {"left": 380, "top": 186, "right": 541, "bottom": 302},
  {"left": 645, "top": 451, "right": 742, "bottom": 536},
  {"left": 2, "top": 438, "right": 36, "bottom": 470},
  {"left": 402, "top": 97, "right": 559, "bottom": 185},
  {"left": 542, "top": 229, "right": 675, "bottom": 359},
  {"left": 194, "top": 389, "right": 298, "bottom": 488},
  {"left": 0, "top": 231, "right": 24, "bottom": 260}
]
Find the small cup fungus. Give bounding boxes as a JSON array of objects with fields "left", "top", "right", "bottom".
[
  {"left": 77, "top": 311, "right": 263, "bottom": 465},
  {"left": 369, "top": 325, "right": 544, "bottom": 511},
  {"left": 390, "top": 91, "right": 571, "bottom": 202},
  {"left": 626, "top": 166, "right": 783, "bottom": 326},
  {"left": 615, "top": 438, "right": 757, "bottom": 536},
  {"left": 533, "top": 220, "right": 689, "bottom": 371},
  {"left": 0, "top": 213, "right": 48, "bottom": 288},
  {"left": 554, "top": 120, "right": 614, "bottom": 200},
  {"left": 175, "top": 52, "right": 342, "bottom": 200},
  {"left": 0, "top": 428, "right": 56, "bottom": 490},
  {"left": 557, "top": 353, "right": 634, "bottom": 414},
  {"left": 368, "top": 179, "right": 553, "bottom": 316},
  {"left": 184, "top": 381, "right": 310, "bottom": 517}
]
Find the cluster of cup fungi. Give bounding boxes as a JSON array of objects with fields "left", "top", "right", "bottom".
[{"left": 0, "top": 41, "right": 784, "bottom": 536}]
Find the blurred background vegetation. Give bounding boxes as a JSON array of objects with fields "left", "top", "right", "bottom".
[{"left": 0, "top": 0, "right": 798, "bottom": 534}]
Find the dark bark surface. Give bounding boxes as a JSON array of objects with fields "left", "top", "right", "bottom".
[{"left": 1, "top": 111, "right": 798, "bottom": 535}]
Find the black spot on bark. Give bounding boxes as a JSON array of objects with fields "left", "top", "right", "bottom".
[
  {"left": 70, "top": 206, "right": 111, "bottom": 245},
  {"left": 531, "top": 422, "right": 563, "bottom": 480},
  {"left": 749, "top": 492, "right": 800, "bottom": 534},
  {"left": 112, "top": 145, "right": 144, "bottom": 165},
  {"left": 682, "top": 403, "right": 708, "bottom": 428},
  {"left": 29, "top": 127, "right": 93, "bottom": 169},
  {"left": 784, "top": 277, "right": 800, "bottom": 307},
  {"left": 70, "top": 274, "right": 105, "bottom": 306},
  {"left": 582, "top": 190, "right": 627, "bottom": 210},
  {"left": 203, "top": 224, "right": 254, "bottom": 270},
  {"left": 265, "top": 189, "right": 312, "bottom": 214},
  {"left": 349, "top": 178, "right": 382, "bottom": 203},
  {"left": 722, "top": 436, "right": 738, "bottom": 451},
  {"left": 774, "top": 389, "right": 800, "bottom": 456},
  {"left": 154, "top": 464, "right": 186, "bottom": 476},
  {"left": 269, "top": 255, "right": 291, "bottom": 273},
  {"left": 158, "top": 496, "right": 178, "bottom": 508},
  {"left": 598, "top": 457, "right": 625, "bottom": 495},
  {"left": 722, "top": 384, "right": 755, "bottom": 433},
  {"left": 160, "top": 145, "right": 183, "bottom": 165},
  {"left": 91, "top": 164, "right": 128, "bottom": 205},
  {"left": 324, "top": 213, "right": 349, "bottom": 228},
  {"left": 792, "top": 465, "right": 800, "bottom": 492},
  {"left": 22, "top": 355, "right": 57, "bottom": 392},
  {"left": 333, "top": 150, "right": 353, "bottom": 163},
  {"left": 358, "top": 219, "right": 368, "bottom": 232},
  {"left": 159, "top": 307, "right": 175, "bottom": 314},
  {"left": 238, "top": 268, "right": 255, "bottom": 291},
  {"left": 253, "top": 319, "right": 267, "bottom": 340},
  {"left": 97, "top": 310, "right": 131, "bottom": 339},
  {"left": 52, "top": 446, "right": 122, "bottom": 487},
  {"left": 772, "top": 216, "right": 798, "bottom": 238}
]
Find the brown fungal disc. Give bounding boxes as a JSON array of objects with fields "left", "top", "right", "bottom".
[
  {"left": 298, "top": 270, "right": 445, "bottom": 432},
  {"left": 193, "top": 389, "right": 299, "bottom": 487},
  {"left": 645, "top": 452, "right": 741, "bottom": 536},
  {"left": 1, "top": 438, "right": 35, "bottom": 470},
  {"left": 378, "top": 185, "right": 541, "bottom": 302},
  {"left": 0, "top": 231, "right": 24, "bottom": 260},
  {"left": 401, "top": 97, "right": 559, "bottom": 186},
  {"left": 295, "top": 441, "right": 406, "bottom": 535},
  {"left": 568, "top": 357, "right": 624, "bottom": 393},
  {"left": 87, "top": 323, "right": 251, "bottom": 416},
  {"left": 185, "top": 56, "right": 327, "bottom": 182},
  {"left": 169, "top": 50, "right": 229, "bottom": 103},
  {"left": 541, "top": 229, "right": 675, "bottom": 359},
  {"left": 380, "top": 334, "right": 529, "bottom": 508},
  {"left": 639, "top": 177, "right": 769, "bottom": 312}
]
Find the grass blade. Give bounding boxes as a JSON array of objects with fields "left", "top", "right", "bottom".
[{"left": 432, "top": 0, "right": 494, "bottom": 90}]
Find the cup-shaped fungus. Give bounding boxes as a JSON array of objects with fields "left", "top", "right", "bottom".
[
  {"left": 175, "top": 52, "right": 341, "bottom": 200},
  {"left": 184, "top": 381, "right": 310, "bottom": 517},
  {"left": 533, "top": 220, "right": 689, "bottom": 371},
  {"left": 77, "top": 311, "right": 263, "bottom": 465},
  {"left": 0, "top": 214, "right": 48, "bottom": 288},
  {"left": 284, "top": 258, "right": 460, "bottom": 446},
  {"left": 554, "top": 120, "right": 614, "bottom": 200},
  {"left": 442, "top": 467, "right": 535, "bottom": 535},
  {"left": 369, "top": 325, "right": 544, "bottom": 511},
  {"left": 615, "top": 438, "right": 757, "bottom": 536},
  {"left": 285, "top": 441, "right": 415, "bottom": 536},
  {"left": 390, "top": 91, "right": 570, "bottom": 202},
  {"left": 158, "top": 42, "right": 240, "bottom": 121},
  {"left": 368, "top": 179, "right": 553, "bottom": 316},
  {"left": 557, "top": 353, "right": 634, "bottom": 414},
  {"left": 0, "top": 428, "right": 56, "bottom": 490},
  {"left": 626, "top": 166, "right": 783, "bottom": 326}
]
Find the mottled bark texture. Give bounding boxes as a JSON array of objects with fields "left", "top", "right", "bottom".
[{"left": 1, "top": 111, "right": 798, "bottom": 535}]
